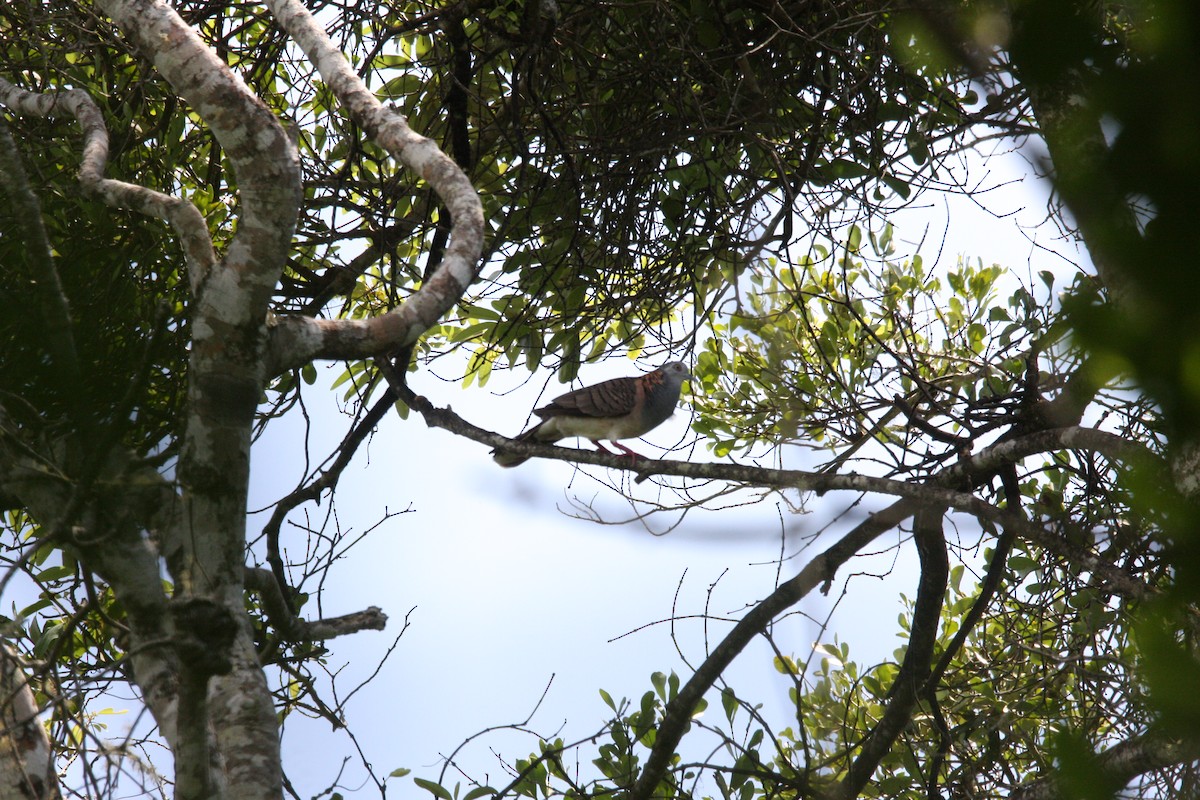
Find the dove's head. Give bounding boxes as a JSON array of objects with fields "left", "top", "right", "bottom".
[{"left": 660, "top": 361, "right": 691, "bottom": 390}]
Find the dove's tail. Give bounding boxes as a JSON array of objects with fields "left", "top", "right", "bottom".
[{"left": 492, "top": 423, "right": 545, "bottom": 468}]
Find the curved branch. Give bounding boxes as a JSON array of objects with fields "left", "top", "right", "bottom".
[
  {"left": 263, "top": 0, "right": 485, "bottom": 374},
  {"left": 839, "top": 505, "right": 949, "bottom": 799},
  {"left": 924, "top": 468, "right": 1019, "bottom": 797},
  {"left": 262, "top": 381, "right": 398, "bottom": 608},
  {"left": 95, "top": 0, "right": 299, "bottom": 285},
  {"left": 928, "top": 469, "right": 1021, "bottom": 692},
  {"left": 82, "top": 6, "right": 305, "bottom": 799},
  {"left": 0, "top": 77, "right": 217, "bottom": 287}
]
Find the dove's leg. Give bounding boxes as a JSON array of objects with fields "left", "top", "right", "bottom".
[
  {"left": 610, "top": 441, "right": 648, "bottom": 460},
  {"left": 590, "top": 440, "right": 648, "bottom": 461}
]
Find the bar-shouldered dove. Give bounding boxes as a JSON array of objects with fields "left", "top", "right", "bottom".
[{"left": 493, "top": 362, "right": 691, "bottom": 467}]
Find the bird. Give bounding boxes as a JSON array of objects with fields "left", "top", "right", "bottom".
[{"left": 493, "top": 361, "right": 691, "bottom": 468}]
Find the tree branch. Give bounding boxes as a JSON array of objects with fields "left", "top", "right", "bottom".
[
  {"left": 923, "top": 469, "right": 1019, "bottom": 798},
  {"left": 0, "top": 644, "right": 62, "bottom": 800},
  {"left": 244, "top": 567, "right": 388, "bottom": 641},
  {"left": 0, "top": 78, "right": 217, "bottom": 288},
  {"left": 838, "top": 505, "right": 948, "bottom": 799},
  {"left": 408, "top": 390, "right": 1176, "bottom": 799},
  {"left": 87, "top": 4, "right": 305, "bottom": 798},
  {"left": 261, "top": 381, "right": 398, "bottom": 611},
  {"left": 263, "top": 0, "right": 484, "bottom": 374},
  {"left": 417, "top": 400, "right": 1163, "bottom": 600},
  {"left": 0, "top": 403, "right": 187, "bottom": 770},
  {"left": 1010, "top": 729, "right": 1200, "bottom": 800},
  {"left": 422, "top": 393, "right": 1162, "bottom": 483},
  {"left": 94, "top": 0, "right": 299, "bottom": 282},
  {"left": 627, "top": 499, "right": 918, "bottom": 799}
]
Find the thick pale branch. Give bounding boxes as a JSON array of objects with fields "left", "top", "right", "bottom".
[
  {"left": 95, "top": 0, "right": 300, "bottom": 284},
  {"left": 87, "top": 0, "right": 300, "bottom": 597},
  {"left": 0, "top": 403, "right": 186, "bottom": 760},
  {"left": 262, "top": 0, "right": 484, "bottom": 374},
  {"left": 0, "top": 78, "right": 217, "bottom": 289},
  {"left": 25, "top": 6, "right": 306, "bottom": 797},
  {"left": 205, "top": 633, "right": 274, "bottom": 800},
  {"left": 0, "top": 645, "right": 61, "bottom": 800}
]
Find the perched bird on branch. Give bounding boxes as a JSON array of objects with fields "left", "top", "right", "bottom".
[{"left": 493, "top": 362, "right": 691, "bottom": 467}]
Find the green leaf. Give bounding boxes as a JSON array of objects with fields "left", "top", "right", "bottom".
[
  {"left": 413, "top": 778, "right": 453, "bottom": 800},
  {"left": 906, "top": 130, "right": 930, "bottom": 165},
  {"left": 846, "top": 224, "right": 863, "bottom": 252},
  {"left": 714, "top": 770, "right": 732, "bottom": 800},
  {"left": 389, "top": 768, "right": 412, "bottom": 778},
  {"left": 1008, "top": 555, "right": 1038, "bottom": 576},
  {"left": 379, "top": 73, "right": 423, "bottom": 100},
  {"left": 721, "top": 688, "right": 738, "bottom": 722},
  {"left": 774, "top": 654, "right": 802, "bottom": 674},
  {"left": 827, "top": 158, "right": 871, "bottom": 180},
  {"left": 17, "top": 597, "right": 52, "bottom": 618},
  {"left": 651, "top": 671, "right": 667, "bottom": 700},
  {"left": 34, "top": 565, "right": 74, "bottom": 582}
]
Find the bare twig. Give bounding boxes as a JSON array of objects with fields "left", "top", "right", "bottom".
[{"left": 244, "top": 567, "right": 388, "bottom": 641}]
